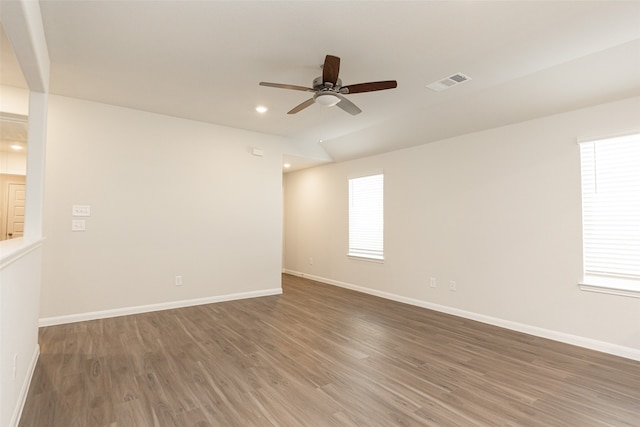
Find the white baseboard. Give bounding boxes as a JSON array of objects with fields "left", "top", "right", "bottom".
[
  {"left": 284, "top": 269, "right": 640, "bottom": 362},
  {"left": 39, "top": 288, "right": 282, "bottom": 327},
  {"left": 10, "top": 344, "right": 40, "bottom": 427}
]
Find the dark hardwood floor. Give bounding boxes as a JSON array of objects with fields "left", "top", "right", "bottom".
[{"left": 19, "top": 274, "right": 640, "bottom": 426}]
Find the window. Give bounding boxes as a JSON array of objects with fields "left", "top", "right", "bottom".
[
  {"left": 579, "top": 133, "right": 640, "bottom": 297},
  {"left": 348, "top": 173, "right": 384, "bottom": 260}
]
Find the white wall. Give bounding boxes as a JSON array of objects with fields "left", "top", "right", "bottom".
[
  {"left": 40, "top": 95, "right": 286, "bottom": 321},
  {"left": 284, "top": 96, "right": 640, "bottom": 360}
]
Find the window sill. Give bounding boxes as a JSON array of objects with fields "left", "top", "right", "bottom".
[
  {"left": 347, "top": 254, "right": 384, "bottom": 264},
  {"left": 578, "top": 276, "right": 640, "bottom": 299}
]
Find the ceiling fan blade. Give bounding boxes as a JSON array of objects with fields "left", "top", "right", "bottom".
[
  {"left": 322, "top": 55, "right": 340, "bottom": 86},
  {"left": 288, "top": 98, "right": 315, "bottom": 114},
  {"left": 335, "top": 93, "right": 362, "bottom": 116},
  {"left": 342, "top": 80, "right": 397, "bottom": 94},
  {"left": 259, "top": 82, "right": 315, "bottom": 92}
]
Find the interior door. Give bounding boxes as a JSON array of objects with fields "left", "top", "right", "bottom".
[{"left": 4, "top": 182, "right": 25, "bottom": 239}]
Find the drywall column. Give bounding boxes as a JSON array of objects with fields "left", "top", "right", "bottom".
[
  {"left": 0, "top": 0, "right": 49, "bottom": 426},
  {"left": 23, "top": 91, "right": 48, "bottom": 238}
]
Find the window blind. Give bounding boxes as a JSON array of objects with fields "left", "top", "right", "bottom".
[
  {"left": 349, "top": 174, "right": 384, "bottom": 260},
  {"left": 579, "top": 133, "right": 640, "bottom": 281}
]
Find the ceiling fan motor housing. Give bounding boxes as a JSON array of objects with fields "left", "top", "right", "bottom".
[{"left": 313, "top": 76, "right": 342, "bottom": 90}]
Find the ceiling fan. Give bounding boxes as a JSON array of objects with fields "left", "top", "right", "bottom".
[{"left": 259, "top": 55, "right": 397, "bottom": 116}]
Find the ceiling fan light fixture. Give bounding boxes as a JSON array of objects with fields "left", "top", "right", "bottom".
[
  {"left": 314, "top": 92, "right": 341, "bottom": 107},
  {"left": 260, "top": 55, "right": 396, "bottom": 115}
]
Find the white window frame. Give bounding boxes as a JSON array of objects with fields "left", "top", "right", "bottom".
[
  {"left": 578, "top": 132, "right": 640, "bottom": 298},
  {"left": 348, "top": 173, "right": 384, "bottom": 262}
]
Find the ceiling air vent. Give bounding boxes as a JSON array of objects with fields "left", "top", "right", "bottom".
[{"left": 426, "top": 73, "right": 472, "bottom": 92}]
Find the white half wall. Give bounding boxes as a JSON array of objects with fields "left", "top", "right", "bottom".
[
  {"left": 41, "top": 95, "right": 286, "bottom": 319},
  {"left": 0, "top": 240, "right": 42, "bottom": 427},
  {"left": 283, "top": 96, "right": 640, "bottom": 359}
]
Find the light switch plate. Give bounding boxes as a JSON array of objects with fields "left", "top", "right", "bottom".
[
  {"left": 71, "top": 220, "right": 86, "bottom": 231},
  {"left": 72, "top": 205, "right": 91, "bottom": 216}
]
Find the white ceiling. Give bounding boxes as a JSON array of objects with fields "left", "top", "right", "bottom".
[{"left": 6, "top": 1, "right": 640, "bottom": 170}]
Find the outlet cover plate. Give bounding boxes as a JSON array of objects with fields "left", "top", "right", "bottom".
[
  {"left": 72, "top": 205, "right": 91, "bottom": 216},
  {"left": 71, "top": 220, "right": 86, "bottom": 231}
]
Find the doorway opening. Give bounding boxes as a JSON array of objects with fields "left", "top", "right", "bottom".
[{"left": 0, "top": 112, "right": 28, "bottom": 241}]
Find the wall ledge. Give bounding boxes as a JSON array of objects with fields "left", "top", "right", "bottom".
[
  {"left": 39, "top": 287, "right": 282, "bottom": 327},
  {"left": 0, "top": 237, "right": 45, "bottom": 270},
  {"left": 284, "top": 269, "right": 640, "bottom": 362}
]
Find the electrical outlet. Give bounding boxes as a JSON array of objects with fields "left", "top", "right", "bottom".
[
  {"left": 175, "top": 275, "right": 183, "bottom": 286},
  {"left": 309, "top": 257, "right": 313, "bottom": 265},
  {"left": 430, "top": 277, "right": 437, "bottom": 288},
  {"left": 449, "top": 280, "right": 457, "bottom": 291},
  {"left": 71, "top": 219, "right": 86, "bottom": 231}
]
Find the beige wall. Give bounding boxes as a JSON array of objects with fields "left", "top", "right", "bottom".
[
  {"left": 41, "top": 95, "right": 286, "bottom": 319},
  {"left": 0, "top": 85, "right": 29, "bottom": 114},
  {"left": 284, "top": 96, "right": 640, "bottom": 358},
  {"left": 0, "top": 153, "right": 27, "bottom": 175}
]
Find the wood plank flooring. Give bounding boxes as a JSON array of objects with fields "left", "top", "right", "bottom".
[{"left": 19, "top": 274, "right": 640, "bottom": 426}]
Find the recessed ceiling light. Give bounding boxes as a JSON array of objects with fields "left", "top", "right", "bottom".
[
  {"left": 10, "top": 145, "right": 23, "bottom": 150},
  {"left": 283, "top": 163, "right": 291, "bottom": 168},
  {"left": 255, "top": 105, "right": 268, "bottom": 113}
]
